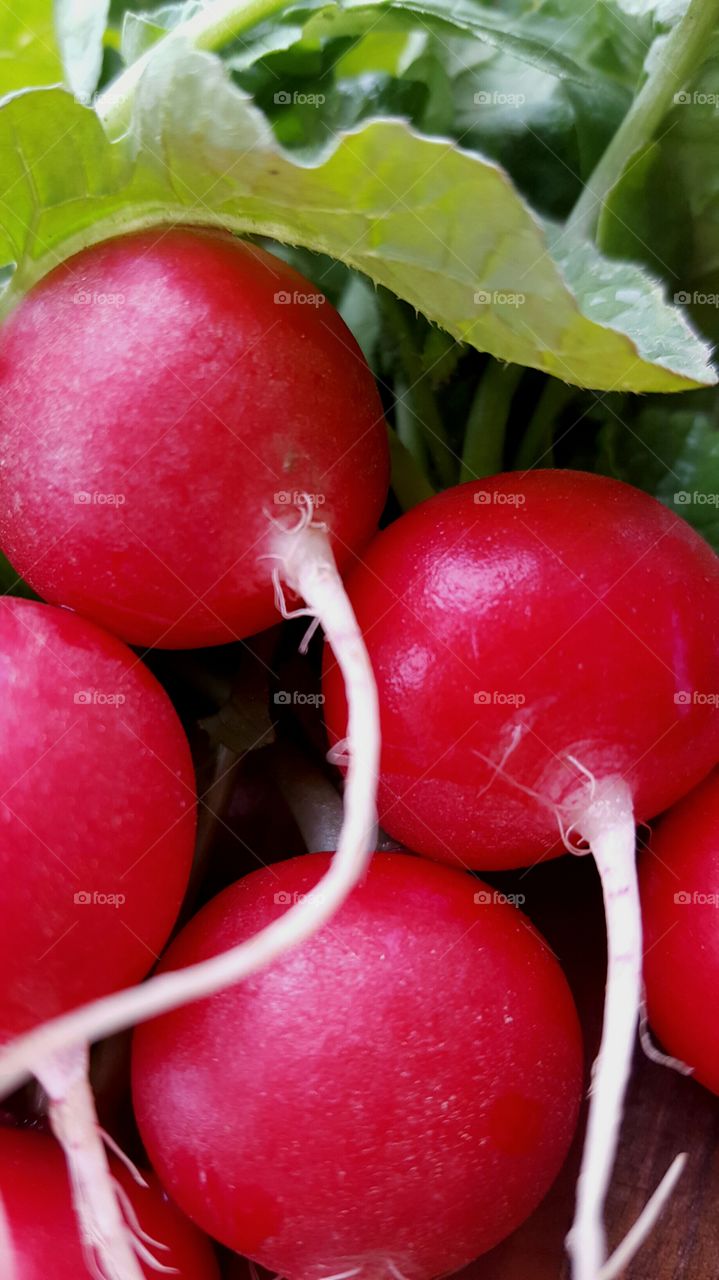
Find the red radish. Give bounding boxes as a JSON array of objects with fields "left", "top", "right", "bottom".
[
  {"left": 322, "top": 470, "right": 719, "bottom": 1279},
  {"left": 641, "top": 767, "right": 719, "bottom": 1095},
  {"left": 0, "top": 231, "right": 387, "bottom": 1147},
  {"left": 0, "top": 597, "right": 196, "bottom": 1280},
  {"left": 0, "top": 229, "right": 388, "bottom": 652},
  {"left": 131, "top": 852, "right": 583, "bottom": 1279},
  {"left": 0, "top": 1125, "right": 220, "bottom": 1279},
  {"left": 0, "top": 230, "right": 387, "bottom": 1252}
]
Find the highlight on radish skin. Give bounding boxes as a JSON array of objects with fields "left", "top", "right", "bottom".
[
  {"left": 641, "top": 766, "right": 719, "bottom": 1096},
  {"left": 0, "top": 598, "right": 197, "bottom": 1280},
  {"left": 322, "top": 470, "right": 719, "bottom": 1277},
  {"left": 0, "top": 229, "right": 389, "bottom": 652},
  {"left": 0, "top": 230, "right": 387, "bottom": 1126},
  {"left": 0, "top": 1125, "right": 221, "bottom": 1279},
  {"left": 131, "top": 852, "right": 583, "bottom": 1279}
]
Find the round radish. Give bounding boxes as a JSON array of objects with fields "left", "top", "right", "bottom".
[
  {"left": 322, "top": 471, "right": 719, "bottom": 870},
  {"left": 0, "top": 229, "right": 388, "bottom": 651},
  {"left": 322, "top": 471, "right": 719, "bottom": 1279},
  {"left": 0, "top": 1125, "right": 220, "bottom": 1279},
  {"left": 641, "top": 767, "right": 719, "bottom": 1095},
  {"left": 0, "top": 597, "right": 196, "bottom": 1280},
  {"left": 132, "top": 852, "right": 583, "bottom": 1279},
  {"left": 0, "top": 231, "right": 388, "bottom": 1136},
  {"left": 0, "top": 598, "right": 195, "bottom": 1037}
]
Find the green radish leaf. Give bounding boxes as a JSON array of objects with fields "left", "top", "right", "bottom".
[
  {"left": 121, "top": 3, "right": 203, "bottom": 64},
  {"left": 291, "top": 0, "right": 593, "bottom": 84},
  {"left": 0, "top": 45, "right": 714, "bottom": 392},
  {"left": 599, "top": 56, "right": 719, "bottom": 347},
  {"left": 115, "top": 0, "right": 593, "bottom": 83},
  {"left": 0, "top": 2, "right": 62, "bottom": 96}
]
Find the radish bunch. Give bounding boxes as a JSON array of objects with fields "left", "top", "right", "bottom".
[
  {"left": 0, "top": 229, "right": 389, "bottom": 1279},
  {"left": 323, "top": 470, "right": 719, "bottom": 1277},
  {"left": 0, "top": 597, "right": 195, "bottom": 1280},
  {"left": 0, "top": 227, "right": 717, "bottom": 1280}
]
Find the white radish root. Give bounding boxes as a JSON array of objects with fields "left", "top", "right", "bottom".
[
  {"left": 0, "top": 508, "right": 379, "bottom": 1095},
  {"left": 36, "top": 1045, "right": 148, "bottom": 1280},
  {"left": 566, "top": 776, "right": 685, "bottom": 1280}
]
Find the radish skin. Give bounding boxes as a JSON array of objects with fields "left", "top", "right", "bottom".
[
  {"left": 0, "top": 600, "right": 197, "bottom": 1280},
  {"left": 322, "top": 472, "right": 719, "bottom": 1277},
  {"left": 0, "top": 517, "right": 379, "bottom": 1093},
  {"left": 131, "top": 852, "right": 583, "bottom": 1277}
]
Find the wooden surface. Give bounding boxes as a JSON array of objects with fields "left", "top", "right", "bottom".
[{"left": 468, "top": 855, "right": 719, "bottom": 1280}]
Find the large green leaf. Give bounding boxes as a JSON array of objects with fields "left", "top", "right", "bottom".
[
  {"left": 0, "top": 1, "right": 62, "bottom": 97},
  {"left": 0, "top": 45, "right": 713, "bottom": 391},
  {"left": 599, "top": 54, "right": 719, "bottom": 346}
]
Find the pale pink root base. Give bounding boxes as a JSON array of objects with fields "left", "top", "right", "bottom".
[
  {"left": 0, "top": 524, "right": 380, "bottom": 1094},
  {"left": 566, "top": 778, "right": 685, "bottom": 1280},
  {"left": 36, "top": 1045, "right": 145, "bottom": 1280}
]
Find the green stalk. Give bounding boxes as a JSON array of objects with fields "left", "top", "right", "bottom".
[
  {"left": 394, "top": 376, "right": 428, "bottom": 470},
  {"left": 460, "top": 360, "right": 522, "bottom": 481},
  {"left": 514, "top": 377, "right": 574, "bottom": 471},
  {"left": 380, "top": 292, "right": 457, "bottom": 487},
  {"left": 96, "top": 0, "right": 289, "bottom": 133},
  {"left": 388, "top": 426, "right": 435, "bottom": 511},
  {"left": 567, "top": 0, "right": 718, "bottom": 241}
]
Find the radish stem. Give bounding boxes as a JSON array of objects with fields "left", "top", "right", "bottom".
[
  {"left": 0, "top": 521, "right": 379, "bottom": 1094},
  {"left": 567, "top": 0, "right": 717, "bottom": 241},
  {"left": 459, "top": 360, "right": 522, "bottom": 482},
  {"left": 36, "top": 1046, "right": 145, "bottom": 1280}
]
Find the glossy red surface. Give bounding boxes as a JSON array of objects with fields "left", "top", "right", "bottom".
[
  {"left": 0, "top": 230, "right": 388, "bottom": 648},
  {"left": 132, "top": 852, "right": 582, "bottom": 1279},
  {"left": 323, "top": 472, "right": 719, "bottom": 867},
  {"left": 642, "top": 767, "right": 719, "bottom": 1095},
  {"left": 0, "top": 1126, "right": 219, "bottom": 1279},
  {"left": 0, "top": 598, "right": 196, "bottom": 1038}
]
